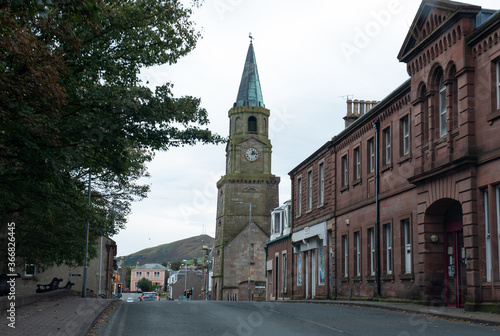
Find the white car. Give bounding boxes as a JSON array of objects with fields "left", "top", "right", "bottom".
[{"left": 126, "top": 297, "right": 134, "bottom": 302}]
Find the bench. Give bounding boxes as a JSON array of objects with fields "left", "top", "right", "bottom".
[
  {"left": 0, "top": 273, "right": 21, "bottom": 296},
  {"left": 36, "top": 277, "right": 63, "bottom": 293}
]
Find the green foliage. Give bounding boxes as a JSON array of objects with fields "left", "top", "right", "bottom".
[
  {"left": 0, "top": 0, "right": 224, "bottom": 271},
  {"left": 136, "top": 277, "right": 153, "bottom": 292}
]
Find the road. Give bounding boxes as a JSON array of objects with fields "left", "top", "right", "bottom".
[{"left": 90, "top": 299, "right": 498, "bottom": 336}]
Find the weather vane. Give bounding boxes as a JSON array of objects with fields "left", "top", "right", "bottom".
[{"left": 249, "top": 32, "right": 253, "bottom": 43}]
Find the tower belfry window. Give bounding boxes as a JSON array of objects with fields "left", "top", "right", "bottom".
[{"left": 248, "top": 116, "right": 257, "bottom": 133}]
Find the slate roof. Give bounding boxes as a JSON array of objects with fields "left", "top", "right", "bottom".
[{"left": 135, "top": 263, "right": 168, "bottom": 270}]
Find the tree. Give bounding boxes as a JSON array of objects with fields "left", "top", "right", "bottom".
[
  {"left": 0, "top": 0, "right": 224, "bottom": 271},
  {"left": 137, "top": 277, "right": 153, "bottom": 292},
  {"left": 169, "top": 261, "right": 185, "bottom": 271}
]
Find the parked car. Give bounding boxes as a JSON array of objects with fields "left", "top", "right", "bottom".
[
  {"left": 139, "top": 292, "right": 160, "bottom": 301},
  {"left": 126, "top": 297, "right": 134, "bottom": 302}
]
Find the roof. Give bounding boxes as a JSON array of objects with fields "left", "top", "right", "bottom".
[
  {"left": 135, "top": 263, "right": 168, "bottom": 270},
  {"left": 234, "top": 42, "right": 265, "bottom": 108}
]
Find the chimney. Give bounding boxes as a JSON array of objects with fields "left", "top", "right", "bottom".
[
  {"left": 343, "top": 99, "right": 379, "bottom": 128},
  {"left": 344, "top": 99, "right": 358, "bottom": 128}
]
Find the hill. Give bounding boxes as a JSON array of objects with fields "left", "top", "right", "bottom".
[{"left": 123, "top": 234, "right": 214, "bottom": 266}]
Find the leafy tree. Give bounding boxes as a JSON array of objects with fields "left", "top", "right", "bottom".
[
  {"left": 169, "top": 261, "right": 184, "bottom": 271},
  {"left": 137, "top": 277, "right": 153, "bottom": 292},
  {"left": 0, "top": 0, "right": 224, "bottom": 271}
]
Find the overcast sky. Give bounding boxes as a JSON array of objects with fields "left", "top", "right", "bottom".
[{"left": 114, "top": 0, "right": 499, "bottom": 257}]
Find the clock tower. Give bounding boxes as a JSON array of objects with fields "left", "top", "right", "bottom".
[{"left": 212, "top": 39, "right": 280, "bottom": 301}]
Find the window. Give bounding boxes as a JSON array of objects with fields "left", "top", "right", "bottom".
[
  {"left": 354, "top": 147, "right": 361, "bottom": 180},
  {"left": 136, "top": 271, "right": 142, "bottom": 278},
  {"left": 154, "top": 272, "right": 160, "bottom": 278},
  {"left": 297, "top": 177, "right": 302, "bottom": 216},
  {"left": 403, "top": 219, "right": 411, "bottom": 274},
  {"left": 402, "top": 116, "right": 410, "bottom": 156},
  {"left": 384, "top": 224, "right": 392, "bottom": 275},
  {"left": 25, "top": 263, "right": 36, "bottom": 277},
  {"left": 318, "top": 162, "right": 325, "bottom": 205},
  {"left": 383, "top": 127, "right": 391, "bottom": 165},
  {"left": 439, "top": 75, "right": 447, "bottom": 137},
  {"left": 497, "top": 61, "right": 500, "bottom": 110},
  {"left": 369, "top": 228, "right": 375, "bottom": 276},
  {"left": 368, "top": 139, "right": 374, "bottom": 173},
  {"left": 354, "top": 232, "right": 361, "bottom": 276},
  {"left": 342, "top": 155, "right": 348, "bottom": 186},
  {"left": 307, "top": 170, "right": 313, "bottom": 211},
  {"left": 484, "top": 190, "right": 492, "bottom": 282},
  {"left": 274, "top": 212, "right": 281, "bottom": 234},
  {"left": 146, "top": 272, "right": 150, "bottom": 278},
  {"left": 343, "top": 235, "right": 348, "bottom": 277},
  {"left": 248, "top": 116, "right": 257, "bottom": 132}
]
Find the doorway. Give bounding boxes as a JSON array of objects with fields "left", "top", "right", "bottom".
[{"left": 444, "top": 221, "right": 466, "bottom": 308}]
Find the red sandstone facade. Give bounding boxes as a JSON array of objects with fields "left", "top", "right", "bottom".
[{"left": 286, "top": 0, "right": 500, "bottom": 311}]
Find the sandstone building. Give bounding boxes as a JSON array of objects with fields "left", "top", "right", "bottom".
[
  {"left": 282, "top": 0, "right": 500, "bottom": 311},
  {"left": 212, "top": 40, "right": 280, "bottom": 301}
]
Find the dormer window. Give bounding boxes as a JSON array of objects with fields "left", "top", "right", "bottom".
[{"left": 248, "top": 116, "right": 257, "bottom": 133}]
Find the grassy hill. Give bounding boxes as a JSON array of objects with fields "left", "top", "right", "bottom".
[{"left": 123, "top": 234, "right": 214, "bottom": 266}]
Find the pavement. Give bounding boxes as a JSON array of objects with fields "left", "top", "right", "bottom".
[
  {"left": 1, "top": 292, "right": 499, "bottom": 336},
  {"left": 0, "top": 290, "right": 115, "bottom": 336}
]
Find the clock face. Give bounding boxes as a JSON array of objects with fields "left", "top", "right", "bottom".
[{"left": 245, "top": 147, "right": 259, "bottom": 161}]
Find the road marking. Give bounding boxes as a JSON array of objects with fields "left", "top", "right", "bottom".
[
  {"left": 294, "top": 316, "right": 345, "bottom": 333},
  {"left": 261, "top": 306, "right": 345, "bottom": 333}
]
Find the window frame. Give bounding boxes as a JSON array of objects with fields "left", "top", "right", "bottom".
[
  {"left": 307, "top": 170, "right": 313, "bottom": 211},
  {"left": 369, "top": 228, "right": 375, "bottom": 276},
  {"left": 383, "top": 127, "right": 391, "bottom": 165},
  {"left": 401, "top": 116, "right": 410, "bottom": 156},
  {"left": 439, "top": 75, "right": 447, "bottom": 137},
  {"left": 318, "top": 162, "right": 325, "bottom": 206},
  {"left": 403, "top": 219, "right": 412, "bottom": 274},
  {"left": 24, "top": 263, "right": 36, "bottom": 277},
  {"left": 354, "top": 147, "right": 361, "bottom": 181},
  {"left": 341, "top": 155, "right": 348, "bottom": 187},
  {"left": 355, "top": 231, "right": 361, "bottom": 277},
  {"left": 385, "top": 224, "right": 392, "bottom": 275},
  {"left": 297, "top": 177, "right": 302, "bottom": 216},
  {"left": 368, "top": 138, "right": 375, "bottom": 173},
  {"left": 248, "top": 116, "right": 257, "bottom": 133}
]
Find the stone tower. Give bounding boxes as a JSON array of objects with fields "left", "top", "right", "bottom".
[{"left": 212, "top": 40, "right": 280, "bottom": 301}]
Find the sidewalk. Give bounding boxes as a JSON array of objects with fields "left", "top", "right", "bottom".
[
  {"left": 291, "top": 299, "right": 500, "bottom": 326},
  {"left": 0, "top": 290, "right": 114, "bottom": 336}
]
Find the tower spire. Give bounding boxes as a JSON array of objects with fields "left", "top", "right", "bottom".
[{"left": 234, "top": 35, "right": 264, "bottom": 108}]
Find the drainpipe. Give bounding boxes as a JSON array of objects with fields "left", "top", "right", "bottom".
[{"left": 373, "top": 120, "right": 381, "bottom": 297}]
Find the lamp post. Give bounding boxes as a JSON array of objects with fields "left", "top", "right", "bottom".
[
  {"left": 236, "top": 202, "right": 252, "bottom": 301},
  {"left": 183, "top": 259, "right": 187, "bottom": 300}
]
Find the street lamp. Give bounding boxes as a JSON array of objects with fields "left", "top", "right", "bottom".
[
  {"left": 183, "top": 259, "right": 187, "bottom": 301},
  {"left": 236, "top": 202, "right": 252, "bottom": 301}
]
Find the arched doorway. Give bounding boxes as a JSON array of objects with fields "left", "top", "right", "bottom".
[{"left": 423, "top": 199, "right": 466, "bottom": 307}]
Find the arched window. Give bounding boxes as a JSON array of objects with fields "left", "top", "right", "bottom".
[
  {"left": 248, "top": 116, "right": 257, "bottom": 133},
  {"left": 235, "top": 117, "right": 242, "bottom": 133},
  {"left": 439, "top": 75, "right": 447, "bottom": 137}
]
